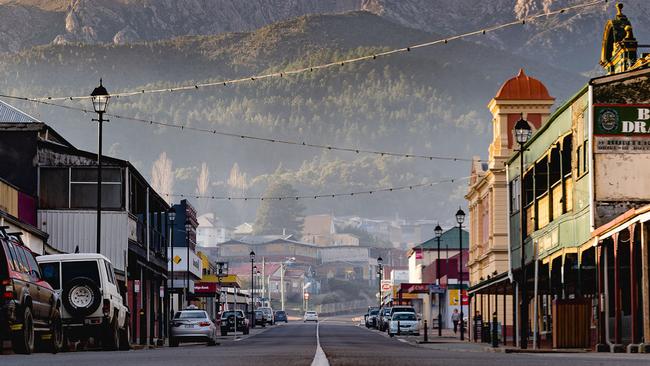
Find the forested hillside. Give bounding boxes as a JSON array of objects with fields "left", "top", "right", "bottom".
[{"left": 0, "top": 11, "right": 586, "bottom": 223}]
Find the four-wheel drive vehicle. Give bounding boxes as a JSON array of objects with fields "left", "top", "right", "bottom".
[
  {"left": 274, "top": 310, "right": 288, "bottom": 323},
  {"left": 37, "top": 253, "right": 130, "bottom": 351},
  {"left": 0, "top": 229, "right": 63, "bottom": 354},
  {"left": 257, "top": 306, "right": 275, "bottom": 325},
  {"left": 220, "top": 310, "right": 249, "bottom": 336},
  {"left": 170, "top": 308, "right": 218, "bottom": 347},
  {"left": 388, "top": 306, "right": 416, "bottom": 319}
]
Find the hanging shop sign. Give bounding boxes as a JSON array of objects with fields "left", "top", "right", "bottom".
[{"left": 594, "top": 104, "right": 650, "bottom": 153}]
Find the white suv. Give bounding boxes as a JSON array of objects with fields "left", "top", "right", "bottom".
[{"left": 37, "top": 253, "right": 130, "bottom": 350}]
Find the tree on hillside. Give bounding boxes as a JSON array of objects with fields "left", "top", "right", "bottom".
[
  {"left": 336, "top": 225, "right": 393, "bottom": 248},
  {"left": 151, "top": 152, "right": 174, "bottom": 205},
  {"left": 196, "top": 162, "right": 210, "bottom": 214},
  {"left": 253, "top": 180, "right": 305, "bottom": 235}
]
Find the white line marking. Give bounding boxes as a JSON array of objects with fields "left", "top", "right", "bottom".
[{"left": 311, "top": 321, "right": 330, "bottom": 366}]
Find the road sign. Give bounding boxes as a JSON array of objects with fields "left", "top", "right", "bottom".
[
  {"left": 429, "top": 284, "right": 445, "bottom": 294},
  {"left": 381, "top": 283, "right": 392, "bottom": 292},
  {"left": 173, "top": 255, "right": 182, "bottom": 264}
]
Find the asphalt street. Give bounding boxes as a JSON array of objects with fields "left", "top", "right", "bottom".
[{"left": 2, "top": 316, "right": 650, "bottom": 366}]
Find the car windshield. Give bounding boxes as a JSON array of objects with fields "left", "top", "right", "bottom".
[
  {"left": 383, "top": 309, "right": 391, "bottom": 315},
  {"left": 392, "top": 307, "right": 415, "bottom": 313},
  {"left": 306, "top": 311, "right": 316, "bottom": 315},
  {"left": 276, "top": 311, "right": 286, "bottom": 315},
  {"left": 175, "top": 311, "right": 208, "bottom": 319},
  {"left": 370, "top": 310, "right": 379, "bottom": 315},
  {"left": 222, "top": 311, "right": 243, "bottom": 318},
  {"left": 393, "top": 313, "right": 416, "bottom": 321}
]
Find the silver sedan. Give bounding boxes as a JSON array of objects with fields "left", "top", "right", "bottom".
[{"left": 170, "top": 309, "right": 219, "bottom": 347}]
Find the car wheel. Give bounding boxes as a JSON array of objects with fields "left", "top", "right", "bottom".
[
  {"left": 102, "top": 318, "right": 120, "bottom": 351},
  {"left": 389, "top": 332, "right": 394, "bottom": 338},
  {"left": 12, "top": 306, "right": 35, "bottom": 354},
  {"left": 119, "top": 320, "right": 131, "bottom": 351},
  {"left": 36, "top": 308, "right": 63, "bottom": 354},
  {"left": 170, "top": 337, "right": 179, "bottom": 347},
  {"left": 62, "top": 277, "right": 102, "bottom": 318},
  {"left": 285, "top": 320, "right": 288, "bottom": 323}
]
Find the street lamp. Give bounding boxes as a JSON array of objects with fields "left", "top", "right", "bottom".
[
  {"left": 249, "top": 251, "right": 255, "bottom": 326},
  {"left": 90, "top": 79, "right": 109, "bottom": 255},
  {"left": 167, "top": 207, "right": 176, "bottom": 338},
  {"left": 455, "top": 208, "right": 466, "bottom": 341},
  {"left": 514, "top": 115, "right": 532, "bottom": 349},
  {"left": 216, "top": 262, "right": 228, "bottom": 315},
  {"left": 185, "top": 222, "right": 192, "bottom": 306},
  {"left": 256, "top": 270, "right": 261, "bottom": 307},
  {"left": 377, "top": 256, "right": 383, "bottom": 308},
  {"left": 435, "top": 224, "right": 443, "bottom": 337}
]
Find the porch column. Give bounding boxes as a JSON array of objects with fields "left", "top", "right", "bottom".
[
  {"left": 630, "top": 224, "right": 639, "bottom": 345},
  {"left": 641, "top": 222, "right": 650, "bottom": 349},
  {"left": 514, "top": 282, "right": 519, "bottom": 347},
  {"left": 487, "top": 290, "right": 491, "bottom": 342},
  {"left": 613, "top": 233, "right": 622, "bottom": 345},
  {"left": 503, "top": 285, "right": 507, "bottom": 345},
  {"left": 597, "top": 245, "right": 606, "bottom": 347}
]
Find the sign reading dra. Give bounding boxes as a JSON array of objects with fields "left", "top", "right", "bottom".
[{"left": 594, "top": 104, "right": 650, "bottom": 153}]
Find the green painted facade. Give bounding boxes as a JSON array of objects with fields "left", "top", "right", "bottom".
[{"left": 508, "top": 87, "right": 592, "bottom": 269}]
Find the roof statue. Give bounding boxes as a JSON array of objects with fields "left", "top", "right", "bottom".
[{"left": 600, "top": 3, "right": 639, "bottom": 74}]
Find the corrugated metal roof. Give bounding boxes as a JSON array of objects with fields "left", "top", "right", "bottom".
[{"left": 0, "top": 100, "right": 39, "bottom": 123}]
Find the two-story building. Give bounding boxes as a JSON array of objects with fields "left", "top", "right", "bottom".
[
  {"left": 506, "top": 3, "right": 650, "bottom": 352},
  {"left": 0, "top": 111, "right": 171, "bottom": 346}
]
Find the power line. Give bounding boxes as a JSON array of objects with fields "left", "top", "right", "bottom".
[
  {"left": 0, "top": 94, "right": 479, "bottom": 162},
  {"left": 19, "top": 0, "right": 605, "bottom": 102},
  {"left": 162, "top": 176, "right": 470, "bottom": 201}
]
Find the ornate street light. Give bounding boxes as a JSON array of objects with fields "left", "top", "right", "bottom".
[
  {"left": 377, "top": 256, "right": 383, "bottom": 308},
  {"left": 185, "top": 221, "right": 192, "bottom": 306},
  {"left": 435, "top": 223, "right": 443, "bottom": 337},
  {"left": 514, "top": 115, "right": 532, "bottom": 349},
  {"left": 249, "top": 251, "right": 255, "bottom": 326},
  {"left": 166, "top": 207, "right": 176, "bottom": 340},
  {"left": 455, "top": 208, "right": 466, "bottom": 341},
  {"left": 90, "top": 79, "right": 110, "bottom": 255}
]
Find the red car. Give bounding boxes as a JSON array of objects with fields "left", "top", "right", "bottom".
[{"left": 0, "top": 227, "right": 63, "bottom": 354}]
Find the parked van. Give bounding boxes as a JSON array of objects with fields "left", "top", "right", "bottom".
[{"left": 37, "top": 253, "right": 130, "bottom": 350}]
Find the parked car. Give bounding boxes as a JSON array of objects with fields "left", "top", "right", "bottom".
[
  {"left": 366, "top": 308, "right": 379, "bottom": 328},
  {"left": 170, "top": 307, "right": 218, "bottom": 347},
  {"left": 378, "top": 307, "right": 392, "bottom": 331},
  {"left": 220, "top": 310, "right": 249, "bottom": 336},
  {"left": 37, "top": 253, "right": 130, "bottom": 351},
  {"left": 274, "top": 310, "right": 288, "bottom": 323},
  {"left": 0, "top": 229, "right": 63, "bottom": 354},
  {"left": 257, "top": 306, "right": 275, "bottom": 325},
  {"left": 303, "top": 311, "right": 318, "bottom": 322},
  {"left": 253, "top": 310, "right": 267, "bottom": 327},
  {"left": 388, "top": 312, "right": 420, "bottom": 337},
  {"left": 388, "top": 306, "right": 416, "bottom": 319}
]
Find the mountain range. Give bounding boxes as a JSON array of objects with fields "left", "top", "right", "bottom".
[{"left": 0, "top": 1, "right": 645, "bottom": 224}]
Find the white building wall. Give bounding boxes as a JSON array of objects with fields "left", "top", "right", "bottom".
[{"left": 38, "top": 210, "right": 128, "bottom": 271}]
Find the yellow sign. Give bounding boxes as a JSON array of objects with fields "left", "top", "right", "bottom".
[
  {"left": 173, "top": 255, "right": 182, "bottom": 264},
  {"left": 448, "top": 289, "right": 469, "bottom": 306}
]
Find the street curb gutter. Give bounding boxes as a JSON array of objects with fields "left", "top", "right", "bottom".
[{"left": 485, "top": 347, "right": 590, "bottom": 354}]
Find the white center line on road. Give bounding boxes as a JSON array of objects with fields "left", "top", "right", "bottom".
[{"left": 311, "top": 319, "right": 330, "bottom": 366}]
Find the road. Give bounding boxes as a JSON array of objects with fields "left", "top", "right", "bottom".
[{"left": 2, "top": 316, "right": 650, "bottom": 366}]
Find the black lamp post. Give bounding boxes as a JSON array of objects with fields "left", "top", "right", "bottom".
[
  {"left": 455, "top": 208, "right": 466, "bottom": 341},
  {"left": 434, "top": 224, "right": 443, "bottom": 337},
  {"left": 216, "top": 262, "right": 228, "bottom": 315},
  {"left": 167, "top": 207, "right": 175, "bottom": 336},
  {"left": 249, "top": 251, "right": 255, "bottom": 326},
  {"left": 514, "top": 115, "right": 532, "bottom": 349},
  {"left": 377, "top": 257, "right": 383, "bottom": 308},
  {"left": 185, "top": 222, "right": 192, "bottom": 306},
  {"left": 90, "top": 79, "right": 109, "bottom": 254}
]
